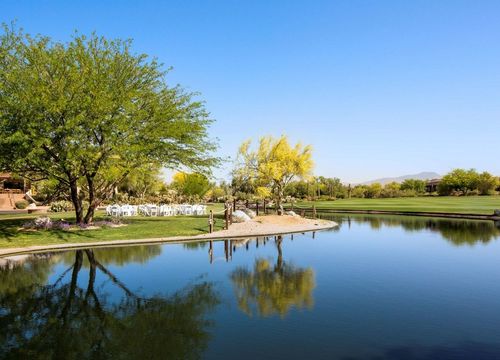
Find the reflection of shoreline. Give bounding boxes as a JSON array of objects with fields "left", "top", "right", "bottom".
[
  {"left": 0, "top": 252, "right": 58, "bottom": 270},
  {"left": 207, "top": 234, "right": 305, "bottom": 264},
  {"left": 324, "top": 214, "right": 500, "bottom": 246},
  {"left": 0, "top": 217, "right": 336, "bottom": 258},
  {"left": 290, "top": 208, "right": 500, "bottom": 221},
  {"left": 0, "top": 254, "right": 31, "bottom": 269}
]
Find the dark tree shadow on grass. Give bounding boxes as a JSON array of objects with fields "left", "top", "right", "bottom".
[{"left": 0, "top": 224, "right": 17, "bottom": 241}]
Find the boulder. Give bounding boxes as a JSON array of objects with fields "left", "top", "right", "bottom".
[
  {"left": 232, "top": 210, "right": 251, "bottom": 223},
  {"left": 242, "top": 208, "right": 257, "bottom": 219},
  {"left": 285, "top": 210, "right": 298, "bottom": 217}
]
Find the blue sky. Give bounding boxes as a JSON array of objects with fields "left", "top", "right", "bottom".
[{"left": 2, "top": 0, "right": 500, "bottom": 183}]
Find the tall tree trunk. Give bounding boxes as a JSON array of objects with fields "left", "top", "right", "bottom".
[
  {"left": 85, "top": 250, "right": 97, "bottom": 297},
  {"left": 84, "top": 205, "right": 97, "bottom": 225},
  {"left": 69, "top": 179, "right": 84, "bottom": 224},
  {"left": 275, "top": 236, "right": 283, "bottom": 272},
  {"left": 61, "top": 250, "right": 83, "bottom": 322},
  {"left": 84, "top": 175, "right": 97, "bottom": 224},
  {"left": 276, "top": 185, "right": 284, "bottom": 215}
]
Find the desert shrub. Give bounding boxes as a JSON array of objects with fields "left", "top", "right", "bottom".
[
  {"left": 365, "top": 183, "right": 382, "bottom": 198},
  {"left": 400, "top": 189, "right": 417, "bottom": 197},
  {"left": 400, "top": 179, "right": 426, "bottom": 194},
  {"left": 15, "top": 200, "right": 29, "bottom": 209},
  {"left": 49, "top": 200, "right": 73, "bottom": 212},
  {"left": 351, "top": 186, "right": 367, "bottom": 198},
  {"left": 477, "top": 172, "right": 500, "bottom": 195},
  {"left": 381, "top": 182, "right": 401, "bottom": 198}
]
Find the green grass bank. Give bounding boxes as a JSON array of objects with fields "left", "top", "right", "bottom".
[
  {"left": 291, "top": 196, "right": 500, "bottom": 215},
  {"left": 0, "top": 204, "right": 225, "bottom": 249}
]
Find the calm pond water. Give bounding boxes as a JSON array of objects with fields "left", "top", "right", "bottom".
[{"left": 2, "top": 214, "right": 500, "bottom": 359}]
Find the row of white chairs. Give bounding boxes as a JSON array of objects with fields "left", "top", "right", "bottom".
[{"left": 105, "top": 204, "right": 207, "bottom": 217}]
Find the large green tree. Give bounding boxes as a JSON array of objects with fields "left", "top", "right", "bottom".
[
  {"left": 438, "top": 169, "right": 479, "bottom": 195},
  {"left": 0, "top": 25, "right": 218, "bottom": 223}
]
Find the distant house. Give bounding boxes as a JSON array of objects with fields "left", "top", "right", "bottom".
[
  {"left": 0, "top": 173, "right": 29, "bottom": 192},
  {"left": 0, "top": 173, "right": 30, "bottom": 210},
  {"left": 425, "top": 178, "right": 441, "bottom": 193}
]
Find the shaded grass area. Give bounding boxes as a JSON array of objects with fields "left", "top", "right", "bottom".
[
  {"left": 0, "top": 204, "right": 225, "bottom": 249},
  {"left": 292, "top": 196, "right": 500, "bottom": 215}
]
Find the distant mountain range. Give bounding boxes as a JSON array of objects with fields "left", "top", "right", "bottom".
[{"left": 360, "top": 172, "right": 441, "bottom": 185}]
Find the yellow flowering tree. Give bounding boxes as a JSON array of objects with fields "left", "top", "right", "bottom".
[{"left": 236, "top": 135, "right": 313, "bottom": 214}]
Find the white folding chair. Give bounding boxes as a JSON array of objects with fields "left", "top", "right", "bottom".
[
  {"left": 149, "top": 205, "right": 158, "bottom": 216},
  {"left": 121, "top": 205, "right": 133, "bottom": 217},
  {"left": 139, "top": 205, "right": 148, "bottom": 216},
  {"left": 193, "top": 205, "right": 202, "bottom": 215},
  {"left": 164, "top": 205, "right": 173, "bottom": 216},
  {"left": 184, "top": 205, "right": 193, "bottom": 215},
  {"left": 111, "top": 205, "right": 121, "bottom": 217}
]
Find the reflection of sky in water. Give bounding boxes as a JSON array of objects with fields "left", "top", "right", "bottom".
[{"left": 3, "top": 215, "right": 500, "bottom": 359}]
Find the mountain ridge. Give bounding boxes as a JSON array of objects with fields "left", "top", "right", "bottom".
[{"left": 360, "top": 172, "right": 440, "bottom": 185}]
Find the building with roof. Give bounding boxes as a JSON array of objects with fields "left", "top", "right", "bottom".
[{"left": 425, "top": 178, "right": 441, "bottom": 193}]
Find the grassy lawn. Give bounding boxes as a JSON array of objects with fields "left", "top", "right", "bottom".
[
  {"left": 0, "top": 204, "right": 225, "bottom": 249},
  {"left": 292, "top": 196, "right": 500, "bottom": 215}
]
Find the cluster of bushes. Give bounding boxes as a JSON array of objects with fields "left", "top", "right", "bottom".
[
  {"left": 49, "top": 200, "right": 74, "bottom": 212},
  {"left": 23, "top": 217, "right": 70, "bottom": 230},
  {"left": 281, "top": 178, "right": 427, "bottom": 200},
  {"left": 279, "top": 169, "right": 499, "bottom": 200},
  {"left": 23, "top": 216, "right": 122, "bottom": 231},
  {"left": 349, "top": 180, "right": 425, "bottom": 199},
  {"left": 437, "top": 169, "right": 499, "bottom": 196}
]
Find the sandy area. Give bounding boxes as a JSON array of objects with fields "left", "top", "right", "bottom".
[
  {"left": 0, "top": 215, "right": 337, "bottom": 257},
  {"left": 204, "top": 215, "right": 335, "bottom": 238}
]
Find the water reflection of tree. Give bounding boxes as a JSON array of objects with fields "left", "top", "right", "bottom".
[
  {"left": 183, "top": 241, "right": 208, "bottom": 250},
  {"left": 230, "top": 236, "right": 315, "bottom": 318},
  {"left": 0, "top": 249, "right": 220, "bottom": 359},
  {"left": 325, "top": 214, "right": 500, "bottom": 246},
  {"left": 60, "top": 245, "right": 162, "bottom": 267},
  {"left": 0, "top": 255, "right": 56, "bottom": 296}
]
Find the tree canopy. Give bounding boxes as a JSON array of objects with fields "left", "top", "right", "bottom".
[
  {"left": 117, "top": 164, "right": 166, "bottom": 200},
  {"left": 438, "top": 169, "right": 499, "bottom": 196},
  {"left": 171, "top": 172, "right": 211, "bottom": 201},
  {"left": 0, "top": 25, "right": 218, "bottom": 223}
]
